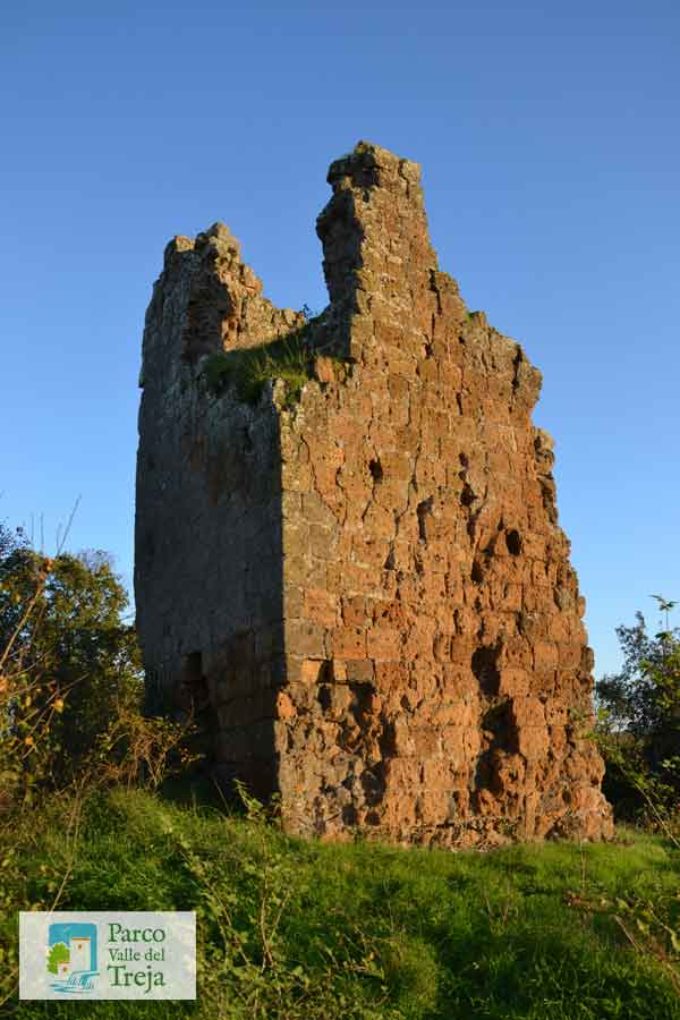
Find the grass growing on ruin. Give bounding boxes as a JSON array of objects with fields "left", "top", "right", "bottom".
[
  {"left": 203, "top": 329, "right": 316, "bottom": 408},
  {"left": 2, "top": 787, "right": 679, "bottom": 1019}
]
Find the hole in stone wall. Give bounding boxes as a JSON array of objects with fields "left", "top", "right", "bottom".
[
  {"left": 471, "top": 645, "right": 501, "bottom": 697},
  {"left": 360, "top": 761, "right": 387, "bottom": 806},
  {"left": 318, "top": 660, "right": 334, "bottom": 683},
  {"left": 460, "top": 483, "right": 475, "bottom": 507},
  {"left": 471, "top": 560, "right": 484, "bottom": 584},
  {"left": 511, "top": 346, "right": 523, "bottom": 392},
  {"left": 416, "top": 497, "right": 433, "bottom": 542},
  {"left": 459, "top": 452, "right": 469, "bottom": 468},
  {"left": 317, "top": 685, "right": 332, "bottom": 712},
  {"left": 378, "top": 720, "right": 397, "bottom": 758},
  {"left": 473, "top": 697, "right": 520, "bottom": 799},
  {"left": 368, "top": 458, "right": 383, "bottom": 482},
  {"left": 466, "top": 515, "right": 478, "bottom": 540},
  {"left": 506, "top": 529, "right": 522, "bottom": 556},
  {"left": 481, "top": 699, "right": 517, "bottom": 752},
  {"left": 349, "top": 682, "right": 375, "bottom": 724}
]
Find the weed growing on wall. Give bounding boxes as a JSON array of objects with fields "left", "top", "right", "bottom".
[{"left": 203, "top": 320, "right": 346, "bottom": 409}]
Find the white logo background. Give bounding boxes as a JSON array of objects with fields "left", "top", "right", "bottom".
[{"left": 19, "top": 911, "right": 196, "bottom": 1000}]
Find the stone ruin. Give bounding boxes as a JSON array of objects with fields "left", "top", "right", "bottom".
[{"left": 135, "top": 141, "right": 613, "bottom": 847}]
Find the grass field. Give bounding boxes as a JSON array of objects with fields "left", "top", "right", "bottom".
[{"left": 1, "top": 788, "right": 678, "bottom": 1019}]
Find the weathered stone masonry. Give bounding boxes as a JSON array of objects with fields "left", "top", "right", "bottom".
[{"left": 135, "top": 141, "right": 613, "bottom": 846}]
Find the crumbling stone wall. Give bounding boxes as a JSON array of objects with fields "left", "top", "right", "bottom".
[{"left": 135, "top": 141, "right": 613, "bottom": 846}]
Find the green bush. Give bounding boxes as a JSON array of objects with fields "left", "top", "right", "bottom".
[
  {"left": 596, "top": 598, "right": 680, "bottom": 834},
  {"left": 0, "top": 523, "right": 194, "bottom": 807}
]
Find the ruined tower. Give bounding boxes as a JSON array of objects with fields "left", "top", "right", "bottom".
[{"left": 135, "top": 142, "right": 612, "bottom": 846}]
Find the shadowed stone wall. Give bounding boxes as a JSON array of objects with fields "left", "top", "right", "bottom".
[{"left": 135, "top": 141, "right": 613, "bottom": 846}]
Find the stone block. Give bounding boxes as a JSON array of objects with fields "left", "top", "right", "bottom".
[
  {"left": 332, "top": 626, "right": 367, "bottom": 659},
  {"left": 303, "top": 587, "right": 338, "bottom": 627}
]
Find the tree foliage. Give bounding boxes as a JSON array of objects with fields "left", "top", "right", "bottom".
[
  {"left": 596, "top": 602, "right": 680, "bottom": 826},
  {"left": 0, "top": 521, "right": 195, "bottom": 806}
]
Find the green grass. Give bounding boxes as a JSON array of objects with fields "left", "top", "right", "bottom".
[
  {"left": 203, "top": 330, "right": 316, "bottom": 408},
  {"left": 1, "top": 789, "right": 679, "bottom": 1019}
]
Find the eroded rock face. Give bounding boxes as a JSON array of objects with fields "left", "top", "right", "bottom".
[{"left": 135, "top": 141, "right": 613, "bottom": 846}]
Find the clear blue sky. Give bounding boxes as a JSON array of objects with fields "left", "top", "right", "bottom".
[{"left": 1, "top": 1, "right": 678, "bottom": 676}]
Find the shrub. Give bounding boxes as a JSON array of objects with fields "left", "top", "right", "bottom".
[
  {"left": 596, "top": 598, "right": 679, "bottom": 838},
  {"left": 0, "top": 523, "right": 195, "bottom": 807}
]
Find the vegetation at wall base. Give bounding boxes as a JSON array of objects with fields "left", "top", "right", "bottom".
[{"left": 1, "top": 787, "right": 679, "bottom": 1019}]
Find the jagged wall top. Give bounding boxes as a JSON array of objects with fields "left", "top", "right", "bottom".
[
  {"left": 141, "top": 141, "right": 540, "bottom": 412},
  {"left": 316, "top": 141, "right": 438, "bottom": 316},
  {"left": 141, "top": 223, "right": 304, "bottom": 390},
  {"left": 142, "top": 142, "right": 446, "bottom": 383}
]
